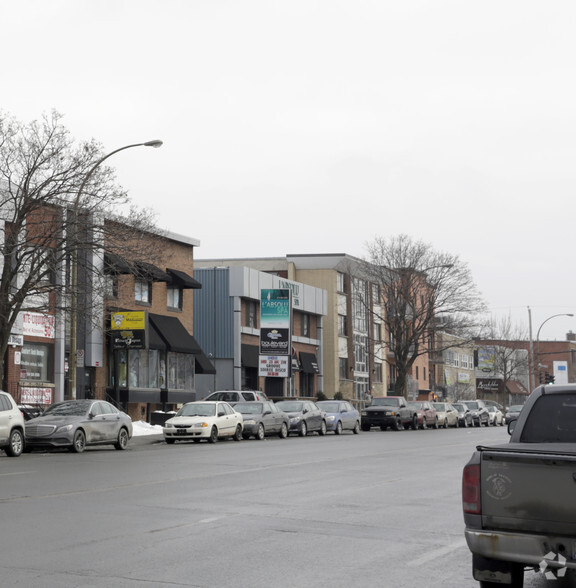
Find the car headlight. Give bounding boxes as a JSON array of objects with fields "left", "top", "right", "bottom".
[
  {"left": 164, "top": 423, "right": 174, "bottom": 429},
  {"left": 385, "top": 411, "right": 395, "bottom": 416},
  {"left": 194, "top": 422, "right": 209, "bottom": 428},
  {"left": 244, "top": 419, "right": 256, "bottom": 426},
  {"left": 361, "top": 411, "right": 367, "bottom": 416},
  {"left": 55, "top": 424, "right": 74, "bottom": 433},
  {"left": 326, "top": 415, "right": 335, "bottom": 422},
  {"left": 289, "top": 416, "right": 302, "bottom": 424}
]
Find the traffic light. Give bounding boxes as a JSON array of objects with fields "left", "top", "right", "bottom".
[
  {"left": 544, "top": 372, "right": 556, "bottom": 384},
  {"left": 538, "top": 372, "right": 543, "bottom": 384}
]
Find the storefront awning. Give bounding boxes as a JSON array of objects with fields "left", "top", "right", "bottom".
[
  {"left": 149, "top": 314, "right": 215, "bottom": 374},
  {"left": 299, "top": 352, "right": 319, "bottom": 374},
  {"left": 134, "top": 261, "right": 171, "bottom": 282},
  {"left": 241, "top": 345, "right": 259, "bottom": 368},
  {"left": 167, "top": 268, "right": 202, "bottom": 289},
  {"left": 104, "top": 253, "right": 133, "bottom": 275}
]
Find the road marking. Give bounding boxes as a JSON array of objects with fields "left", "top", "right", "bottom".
[
  {"left": 0, "top": 471, "right": 35, "bottom": 477},
  {"left": 407, "top": 538, "right": 468, "bottom": 567}
]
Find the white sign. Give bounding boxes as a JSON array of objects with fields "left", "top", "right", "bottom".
[
  {"left": 259, "top": 355, "right": 290, "bottom": 378},
  {"left": 22, "top": 312, "right": 55, "bottom": 339},
  {"left": 553, "top": 360, "right": 569, "bottom": 385},
  {"left": 20, "top": 386, "right": 53, "bottom": 405}
]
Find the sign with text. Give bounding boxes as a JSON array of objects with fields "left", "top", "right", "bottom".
[
  {"left": 259, "top": 289, "right": 291, "bottom": 357},
  {"left": 111, "top": 311, "right": 147, "bottom": 349},
  {"left": 20, "top": 386, "right": 53, "bottom": 405},
  {"left": 259, "top": 355, "right": 290, "bottom": 378},
  {"left": 22, "top": 312, "right": 55, "bottom": 339}
]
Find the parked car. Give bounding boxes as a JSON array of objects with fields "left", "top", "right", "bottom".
[
  {"left": 163, "top": 401, "right": 243, "bottom": 444},
  {"left": 361, "top": 396, "right": 415, "bottom": 431},
  {"left": 432, "top": 402, "right": 459, "bottom": 428},
  {"left": 25, "top": 400, "right": 133, "bottom": 453},
  {"left": 484, "top": 399, "right": 504, "bottom": 411},
  {"left": 0, "top": 391, "right": 25, "bottom": 457},
  {"left": 407, "top": 401, "right": 438, "bottom": 429},
  {"left": 275, "top": 400, "right": 327, "bottom": 436},
  {"left": 232, "top": 401, "right": 289, "bottom": 440},
  {"left": 486, "top": 404, "right": 504, "bottom": 426},
  {"left": 461, "top": 400, "right": 490, "bottom": 427},
  {"left": 452, "top": 402, "right": 474, "bottom": 428},
  {"left": 315, "top": 400, "right": 360, "bottom": 434},
  {"left": 505, "top": 404, "right": 524, "bottom": 424},
  {"left": 203, "top": 390, "right": 268, "bottom": 403}
]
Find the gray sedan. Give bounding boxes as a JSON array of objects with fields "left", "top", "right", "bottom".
[
  {"left": 25, "top": 400, "right": 133, "bottom": 453},
  {"left": 232, "top": 401, "right": 289, "bottom": 440}
]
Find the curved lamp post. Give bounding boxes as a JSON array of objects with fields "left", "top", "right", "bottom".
[
  {"left": 69, "top": 140, "right": 163, "bottom": 399},
  {"left": 533, "top": 313, "right": 574, "bottom": 388}
]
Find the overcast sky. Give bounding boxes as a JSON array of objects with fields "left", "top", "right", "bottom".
[{"left": 3, "top": 1, "right": 576, "bottom": 340}]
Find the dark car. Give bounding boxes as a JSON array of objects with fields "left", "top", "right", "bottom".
[
  {"left": 316, "top": 400, "right": 360, "bottom": 434},
  {"left": 505, "top": 404, "right": 524, "bottom": 424},
  {"left": 452, "top": 402, "right": 474, "bottom": 428},
  {"left": 461, "top": 400, "right": 490, "bottom": 427},
  {"left": 25, "top": 400, "right": 133, "bottom": 453},
  {"left": 361, "top": 396, "right": 413, "bottom": 431},
  {"left": 232, "top": 401, "right": 289, "bottom": 440},
  {"left": 275, "top": 400, "right": 327, "bottom": 437},
  {"left": 407, "top": 401, "right": 438, "bottom": 429}
]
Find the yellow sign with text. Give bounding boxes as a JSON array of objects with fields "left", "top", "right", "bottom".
[{"left": 111, "top": 311, "right": 146, "bottom": 331}]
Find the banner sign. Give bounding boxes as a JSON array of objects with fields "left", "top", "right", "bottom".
[
  {"left": 22, "top": 312, "right": 55, "bottom": 339},
  {"left": 259, "top": 356, "right": 290, "bottom": 378},
  {"left": 111, "top": 311, "right": 147, "bottom": 349},
  {"left": 259, "top": 289, "right": 291, "bottom": 357},
  {"left": 20, "top": 386, "right": 53, "bottom": 405}
]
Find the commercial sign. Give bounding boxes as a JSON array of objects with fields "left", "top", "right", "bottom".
[
  {"left": 259, "top": 356, "right": 290, "bottom": 378},
  {"left": 111, "top": 311, "right": 147, "bottom": 349},
  {"left": 20, "top": 386, "right": 53, "bottom": 405},
  {"left": 259, "top": 289, "right": 291, "bottom": 356},
  {"left": 22, "top": 312, "right": 55, "bottom": 339}
]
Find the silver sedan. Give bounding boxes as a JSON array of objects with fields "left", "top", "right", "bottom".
[{"left": 25, "top": 400, "right": 133, "bottom": 453}]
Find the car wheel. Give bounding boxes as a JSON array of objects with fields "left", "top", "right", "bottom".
[
  {"left": 443, "top": 418, "right": 448, "bottom": 429},
  {"left": 299, "top": 421, "right": 308, "bottom": 437},
  {"left": 71, "top": 429, "right": 86, "bottom": 453},
  {"left": 411, "top": 415, "right": 418, "bottom": 430},
  {"left": 233, "top": 424, "right": 243, "bottom": 442},
  {"left": 392, "top": 417, "right": 402, "bottom": 431},
  {"left": 114, "top": 427, "right": 130, "bottom": 450},
  {"left": 319, "top": 420, "right": 327, "bottom": 436},
  {"left": 335, "top": 421, "right": 343, "bottom": 435},
  {"left": 5, "top": 429, "right": 24, "bottom": 457},
  {"left": 208, "top": 426, "right": 218, "bottom": 443},
  {"left": 461, "top": 418, "right": 468, "bottom": 428},
  {"left": 256, "top": 423, "right": 265, "bottom": 440},
  {"left": 165, "top": 438, "right": 176, "bottom": 444},
  {"left": 353, "top": 421, "right": 360, "bottom": 434},
  {"left": 484, "top": 417, "right": 490, "bottom": 427},
  {"left": 421, "top": 418, "right": 427, "bottom": 430},
  {"left": 433, "top": 418, "right": 439, "bottom": 429},
  {"left": 278, "top": 422, "right": 288, "bottom": 439},
  {"left": 361, "top": 424, "right": 371, "bottom": 432}
]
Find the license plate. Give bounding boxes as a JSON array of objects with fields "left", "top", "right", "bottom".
[{"left": 177, "top": 429, "right": 187, "bottom": 435}]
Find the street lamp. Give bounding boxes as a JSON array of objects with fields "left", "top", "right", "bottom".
[
  {"left": 530, "top": 312, "right": 574, "bottom": 390},
  {"left": 69, "top": 140, "right": 163, "bottom": 399}
]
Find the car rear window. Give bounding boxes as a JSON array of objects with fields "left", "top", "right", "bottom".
[{"left": 520, "top": 393, "right": 576, "bottom": 443}]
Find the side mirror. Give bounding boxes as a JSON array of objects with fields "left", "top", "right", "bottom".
[
  {"left": 507, "top": 419, "right": 516, "bottom": 436},
  {"left": 263, "top": 410, "right": 271, "bottom": 416}
]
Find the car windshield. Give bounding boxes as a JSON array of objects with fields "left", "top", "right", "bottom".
[
  {"left": 233, "top": 403, "right": 263, "bottom": 414},
  {"left": 508, "top": 405, "right": 523, "bottom": 412},
  {"left": 276, "top": 402, "right": 303, "bottom": 412},
  {"left": 318, "top": 402, "right": 340, "bottom": 412},
  {"left": 487, "top": 406, "right": 495, "bottom": 412},
  {"left": 433, "top": 403, "right": 446, "bottom": 411},
  {"left": 408, "top": 402, "right": 424, "bottom": 409},
  {"left": 177, "top": 403, "right": 216, "bottom": 417},
  {"left": 453, "top": 404, "right": 465, "bottom": 413},
  {"left": 42, "top": 401, "right": 91, "bottom": 416},
  {"left": 371, "top": 398, "right": 400, "bottom": 406},
  {"left": 464, "top": 402, "right": 479, "bottom": 410}
]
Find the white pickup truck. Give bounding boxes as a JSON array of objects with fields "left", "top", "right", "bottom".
[{"left": 462, "top": 384, "right": 576, "bottom": 587}]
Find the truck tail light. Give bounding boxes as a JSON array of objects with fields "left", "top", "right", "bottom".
[{"left": 462, "top": 464, "right": 481, "bottom": 514}]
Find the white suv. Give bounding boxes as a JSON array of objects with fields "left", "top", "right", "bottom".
[
  {"left": 203, "top": 390, "right": 268, "bottom": 403},
  {"left": 0, "top": 391, "right": 25, "bottom": 457}
]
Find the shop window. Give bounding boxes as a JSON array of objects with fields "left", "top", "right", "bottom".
[
  {"left": 121, "top": 349, "right": 160, "bottom": 389},
  {"left": 21, "top": 343, "right": 53, "bottom": 381},
  {"left": 167, "top": 352, "right": 194, "bottom": 390},
  {"left": 167, "top": 285, "right": 182, "bottom": 311}
]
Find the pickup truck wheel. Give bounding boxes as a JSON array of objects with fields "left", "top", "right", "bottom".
[
  {"left": 392, "top": 418, "right": 402, "bottom": 431},
  {"left": 411, "top": 415, "right": 418, "bottom": 430},
  {"left": 361, "top": 424, "right": 370, "bottom": 432}
]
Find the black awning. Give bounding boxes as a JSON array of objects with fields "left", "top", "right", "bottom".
[
  {"left": 104, "top": 253, "right": 133, "bottom": 275},
  {"left": 134, "top": 261, "right": 171, "bottom": 282},
  {"left": 195, "top": 351, "right": 216, "bottom": 374},
  {"left": 148, "top": 319, "right": 167, "bottom": 350},
  {"left": 241, "top": 345, "right": 259, "bottom": 368},
  {"left": 299, "top": 352, "right": 319, "bottom": 374},
  {"left": 167, "top": 268, "right": 202, "bottom": 289},
  {"left": 149, "top": 314, "right": 200, "bottom": 354}
]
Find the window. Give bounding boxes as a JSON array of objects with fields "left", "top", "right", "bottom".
[
  {"left": 338, "top": 315, "right": 348, "bottom": 336},
  {"left": 372, "top": 284, "right": 381, "bottom": 305},
  {"left": 21, "top": 343, "right": 53, "bottom": 381},
  {"left": 167, "top": 352, "right": 194, "bottom": 390},
  {"left": 246, "top": 300, "right": 257, "bottom": 328},
  {"left": 301, "top": 313, "right": 310, "bottom": 337},
  {"left": 374, "top": 363, "right": 383, "bottom": 382},
  {"left": 105, "top": 275, "right": 118, "bottom": 299},
  {"left": 135, "top": 279, "right": 152, "bottom": 304},
  {"left": 373, "top": 322, "right": 382, "bottom": 342},
  {"left": 167, "top": 285, "right": 182, "bottom": 310},
  {"left": 119, "top": 349, "right": 159, "bottom": 389},
  {"left": 337, "top": 271, "right": 346, "bottom": 293},
  {"left": 339, "top": 357, "right": 348, "bottom": 380}
]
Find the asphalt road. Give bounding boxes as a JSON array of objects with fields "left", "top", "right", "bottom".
[{"left": 1, "top": 424, "right": 574, "bottom": 587}]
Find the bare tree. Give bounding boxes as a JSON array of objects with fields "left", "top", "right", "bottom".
[
  {"left": 360, "top": 234, "right": 487, "bottom": 397},
  {"left": 0, "top": 111, "right": 161, "bottom": 388}
]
